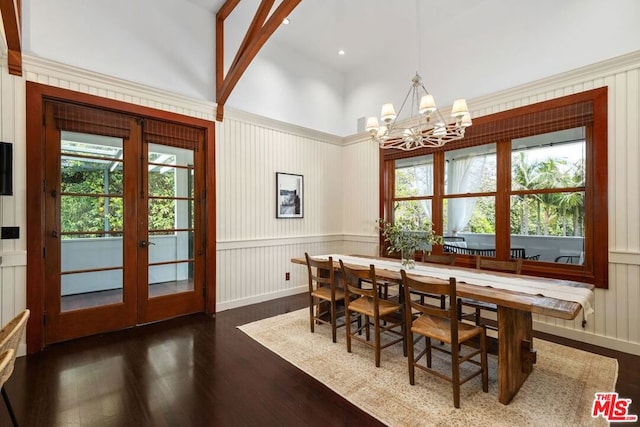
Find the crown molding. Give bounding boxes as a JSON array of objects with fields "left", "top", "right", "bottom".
[
  {"left": 23, "top": 55, "right": 217, "bottom": 119},
  {"left": 20, "top": 55, "right": 344, "bottom": 146},
  {"left": 16, "top": 50, "right": 640, "bottom": 148},
  {"left": 222, "top": 106, "right": 343, "bottom": 146},
  {"left": 464, "top": 50, "right": 640, "bottom": 117},
  {"left": 344, "top": 50, "right": 640, "bottom": 145}
]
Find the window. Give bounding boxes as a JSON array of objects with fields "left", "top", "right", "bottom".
[
  {"left": 60, "top": 134, "right": 182, "bottom": 237},
  {"left": 380, "top": 88, "right": 608, "bottom": 288},
  {"left": 510, "top": 128, "right": 586, "bottom": 264},
  {"left": 394, "top": 154, "right": 434, "bottom": 224},
  {"left": 60, "top": 132, "right": 124, "bottom": 237},
  {"left": 444, "top": 144, "right": 497, "bottom": 251}
]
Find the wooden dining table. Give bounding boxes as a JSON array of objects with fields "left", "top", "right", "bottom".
[{"left": 291, "top": 254, "right": 595, "bottom": 405}]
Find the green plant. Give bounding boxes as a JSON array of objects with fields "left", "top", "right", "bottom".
[{"left": 376, "top": 217, "right": 444, "bottom": 268}]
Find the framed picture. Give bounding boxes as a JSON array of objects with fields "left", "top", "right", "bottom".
[{"left": 276, "top": 172, "right": 303, "bottom": 218}]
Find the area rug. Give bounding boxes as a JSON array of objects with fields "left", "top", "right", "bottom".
[{"left": 238, "top": 309, "right": 618, "bottom": 427}]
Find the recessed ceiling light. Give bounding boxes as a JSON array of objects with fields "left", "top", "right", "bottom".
[
  {"left": 282, "top": 17, "right": 290, "bottom": 25},
  {"left": 338, "top": 49, "right": 345, "bottom": 56}
]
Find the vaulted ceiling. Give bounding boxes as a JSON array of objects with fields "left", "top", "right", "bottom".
[
  {"left": 194, "top": 0, "right": 640, "bottom": 135},
  {"left": 7, "top": 0, "right": 640, "bottom": 136}
]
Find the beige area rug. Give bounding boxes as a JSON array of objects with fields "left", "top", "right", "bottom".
[{"left": 238, "top": 309, "right": 618, "bottom": 427}]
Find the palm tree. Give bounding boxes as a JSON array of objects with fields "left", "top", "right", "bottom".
[
  {"left": 557, "top": 160, "right": 585, "bottom": 236},
  {"left": 512, "top": 152, "right": 540, "bottom": 235},
  {"left": 534, "top": 158, "right": 567, "bottom": 235}
]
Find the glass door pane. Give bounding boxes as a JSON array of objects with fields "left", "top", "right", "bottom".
[
  {"left": 146, "top": 143, "right": 195, "bottom": 298},
  {"left": 60, "top": 131, "right": 125, "bottom": 312}
]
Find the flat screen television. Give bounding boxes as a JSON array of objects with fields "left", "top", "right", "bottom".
[{"left": 0, "top": 142, "right": 13, "bottom": 195}]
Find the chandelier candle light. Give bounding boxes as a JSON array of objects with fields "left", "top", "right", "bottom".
[{"left": 366, "top": 73, "right": 472, "bottom": 151}]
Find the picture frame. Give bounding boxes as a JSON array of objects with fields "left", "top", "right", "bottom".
[{"left": 276, "top": 172, "right": 303, "bottom": 218}]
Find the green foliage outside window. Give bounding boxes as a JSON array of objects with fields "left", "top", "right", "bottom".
[
  {"left": 511, "top": 154, "right": 584, "bottom": 237},
  {"left": 61, "top": 160, "right": 176, "bottom": 237},
  {"left": 148, "top": 169, "right": 177, "bottom": 231},
  {"left": 393, "top": 150, "right": 584, "bottom": 237}
]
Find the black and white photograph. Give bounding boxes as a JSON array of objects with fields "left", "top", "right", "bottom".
[{"left": 276, "top": 172, "right": 303, "bottom": 218}]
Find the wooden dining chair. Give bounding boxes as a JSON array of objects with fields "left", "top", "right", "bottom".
[
  {"left": 339, "top": 260, "right": 404, "bottom": 367},
  {"left": 0, "top": 309, "right": 30, "bottom": 426},
  {"left": 421, "top": 252, "right": 456, "bottom": 265},
  {"left": 457, "top": 256, "right": 523, "bottom": 328},
  {"left": 305, "top": 253, "right": 346, "bottom": 343},
  {"left": 380, "top": 252, "right": 456, "bottom": 303},
  {"left": 401, "top": 270, "right": 488, "bottom": 408},
  {"left": 415, "top": 252, "right": 456, "bottom": 308}
]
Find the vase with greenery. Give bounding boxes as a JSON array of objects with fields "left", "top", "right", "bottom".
[{"left": 377, "top": 217, "right": 444, "bottom": 268}]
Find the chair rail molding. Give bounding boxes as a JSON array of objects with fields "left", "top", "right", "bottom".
[
  {"left": 217, "top": 234, "right": 346, "bottom": 251},
  {"left": 609, "top": 250, "right": 640, "bottom": 265}
]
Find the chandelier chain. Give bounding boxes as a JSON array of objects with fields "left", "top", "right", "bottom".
[{"left": 416, "top": 0, "right": 422, "bottom": 74}]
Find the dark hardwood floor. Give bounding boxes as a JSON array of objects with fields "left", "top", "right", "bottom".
[{"left": 4, "top": 294, "right": 639, "bottom": 426}]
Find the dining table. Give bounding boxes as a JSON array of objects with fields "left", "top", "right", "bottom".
[{"left": 291, "top": 253, "right": 595, "bottom": 405}]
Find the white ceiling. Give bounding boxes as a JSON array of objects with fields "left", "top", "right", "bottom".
[
  {"left": 183, "top": 0, "right": 640, "bottom": 135},
  {"left": 187, "top": 0, "right": 479, "bottom": 73}
]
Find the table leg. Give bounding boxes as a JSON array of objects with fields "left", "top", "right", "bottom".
[{"left": 497, "top": 306, "right": 535, "bottom": 404}]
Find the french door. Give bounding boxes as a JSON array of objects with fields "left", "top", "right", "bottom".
[{"left": 43, "top": 101, "right": 206, "bottom": 344}]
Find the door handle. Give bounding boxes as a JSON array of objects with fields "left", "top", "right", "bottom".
[{"left": 140, "top": 240, "right": 156, "bottom": 248}]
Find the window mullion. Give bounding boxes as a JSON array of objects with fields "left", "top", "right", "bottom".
[
  {"left": 495, "top": 140, "right": 512, "bottom": 259},
  {"left": 432, "top": 152, "right": 445, "bottom": 253}
]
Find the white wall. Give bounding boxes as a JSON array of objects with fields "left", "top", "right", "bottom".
[
  {"left": 225, "top": 42, "right": 346, "bottom": 136},
  {"left": 0, "top": 62, "right": 26, "bottom": 343},
  {"left": 23, "top": 0, "right": 215, "bottom": 102}
]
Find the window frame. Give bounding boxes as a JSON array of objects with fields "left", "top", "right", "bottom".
[{"left": 379, "top": 88, "right": 608, "bottom": 288}]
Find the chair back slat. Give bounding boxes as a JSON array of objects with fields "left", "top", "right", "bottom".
[
  {"left": 421, "top": 253, "right": 456, "bottom": 265},
  {"left": 475, "top": 255, "right": 523, "bottom": 274},
  {"left": 339, "top": 260, "right": 377, "bottom": 299},
  {"left": 305, "top": 253, "right": 335, "bottom": 292},
  {"left": 401, "top": 271, "right": 457, "bottom": 320}
]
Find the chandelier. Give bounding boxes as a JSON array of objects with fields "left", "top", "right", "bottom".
[
  {"left": 364, "top": 1, "right": 471, "bottom": 151},
  {"left": 365, "top": 73, "right": 472, "bottom": 151}
]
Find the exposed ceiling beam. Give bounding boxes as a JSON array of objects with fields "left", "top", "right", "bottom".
[
  {"left": 0, "top": 0, "right": 22, "bottom": 76},
  {"left": 216, "top": 0, "right": 240, "bottom": 21},
  {"left": 215, "top": 0, "right": 302, "bottom": 121}
]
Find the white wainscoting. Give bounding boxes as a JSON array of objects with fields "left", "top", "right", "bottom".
[
  {"left": 215, "top": 234, "right": 378, "bottom": 312},
  {"left": 216, "top": 238, "right": 343, "bottom": 311}
]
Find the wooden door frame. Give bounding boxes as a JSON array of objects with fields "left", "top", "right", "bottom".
[{"left": 26, "top": 82, "right": 217, "bottom": 353}]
